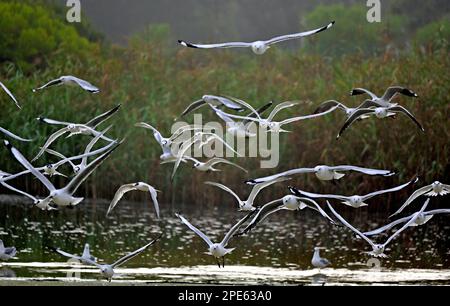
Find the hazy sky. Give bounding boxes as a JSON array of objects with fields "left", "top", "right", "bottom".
[{"left": 58, "top": 0, "right": 449, "bottom": 44}]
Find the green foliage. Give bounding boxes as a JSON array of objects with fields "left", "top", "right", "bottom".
[
  {"left": 415, "top": 18, "right": 450, "bottom": 51},
  {"left": 303, "top": 4, "right": 407, "bottom": 56},
  {"left": 0, "top": 1, "right": 97, "bottom": 71}
]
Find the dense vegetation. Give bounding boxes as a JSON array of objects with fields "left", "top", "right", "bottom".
[{"left": 0, "top": 1, "right": 448, "bottom": 212}]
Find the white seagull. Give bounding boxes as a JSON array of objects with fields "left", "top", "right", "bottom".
[
  {"left": 364, "top": 208, "right": 450, "bottom": 237},
  {"left": 328, "top": 199, "right": 429, "bottom": 257},
  {"left": 4, "top": 139, "right": 121, "bottom": 208},
  {"left": 136, "top": 122, "right": 205, "bottom": 162},
  {"left": 175, "top": 212, "right": 255, "bottom": 267},
  {"left": 179, "top": 95, "right": 245, "bottom": 117},
  {"left": 0, "top": 240, "right": 16, "bottom": 261},
  {"left": 33, "top": 105, "right": 120, "bottom": 161},
  {"left": 0, "top": 81, "right": 21, "bottom": 109},
  {"left": 106, "top": 182, "right": 160, "bottom": 218},
  {"left": 237, "top": 194, "right": 338, "bottom": 235},
  {"left": 390, "top": 181, "right": 450, "bottom": 217},
  {"left": 52, "top": 235, "right": 161, "bottom": 282},
  {"left": 205, "top": 177, "right": 289, "bottom": 211},
  {"left": 350, "top": 86, "right": 418, "bottom": 108},
  {"left": 178, "top": 21, "right": 335, "bottom": 55},
  {"left": 311, "top": 247, "right": 331, "bottom": 269},
  {"left": 183, "top": 157, "right": 247, "bottom": 173},
  {"left": 246, "top": 165, "right": 394, "bottom": 185},
  {"left": 337, "top": 105, "right": 425, "bottom": 139},
  {"left": 215, "top": 101, "right": 338, "bottom": 133},
  {"left": 33, "top": 76, "right": 100, "bottom": 93},
  {"left": 290, "top": 177, "right": 418, "bottom": 208}
]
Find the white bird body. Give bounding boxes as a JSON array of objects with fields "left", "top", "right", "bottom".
[
  {"left": 0, "top": 240, "right": 17, "bottom": 261},
  {"left": 311, "top": 247, "right": 330, "bottom": 269}
]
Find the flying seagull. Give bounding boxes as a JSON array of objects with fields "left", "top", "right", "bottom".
[
  {"left": 0, "top": 240, "right": 16, "bottom": 261},
  {"left": 178, "top": 21, "right": 335, "bottom": 55},
  {"left": 175, "top": 211, "right": 256, "bottom": 267},
  {"left": 311, "top": 247, "right": 331, "bottom": 269},
  {"left": 246, "top": 165, "right": 394, "bottom": 185},
  {"left": 205, "top": 177, "right": 290, "bottom": 211},
  {"left": 290, "top": 177, "right": 418, "bottom": 208},
  {"left": 33, "top": 105, "right": 120, "bottom": 161},
  {"left": 337, "top": 105, "right": 425, "bottom": 139},
  {"left": 237, "top": 195, "right": 338, "bottom": 236},
  {"left": 4, "top": 139, "right": 122, "bottom": 208},
  {"left": 52, "top": 235, "right": 161, "bottom": 282},
  {"left": 213, "top": 102, "right": 338, "bottom": 133},
  {"left": 364, "top": 208, "right": 450, "bottom": 237},
  {"left": 328, "top": 199, "right": 429, "bottom": 257},
  {"left": 0, "top": 81, "right": 21, "bottom": 109},
  {"left": 390, "top": 181, "right": 450, "bottom": 217},
  {"left": 33, "top": 76, "right": 100, "bottom": 93},
  {"left": 182, "top": 157, "right": 248, "bottom": 173},
  {"left": 179, "top": 95, "right": 245, "bottom": 117},
  {"left": 106, "top": 182, "right": 160, "bottom": 219},
  {"left": 350, "top": 86, "right": 418, "bottom": 108}
]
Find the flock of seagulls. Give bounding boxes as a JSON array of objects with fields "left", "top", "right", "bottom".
[{"left": 0, "top": 19, "right": 448, "bottom": 282}]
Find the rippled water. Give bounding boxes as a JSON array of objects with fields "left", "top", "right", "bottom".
[{"left": 0, "top": 196, "right": 449, "bottom": 285}]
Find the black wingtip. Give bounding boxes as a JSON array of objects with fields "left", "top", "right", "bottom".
[
  {"left": 245, "top": 179, "right": 256, "bottom": 185},
  {"left": 178, "top": 40, "right": 198, "bottom": 48}
]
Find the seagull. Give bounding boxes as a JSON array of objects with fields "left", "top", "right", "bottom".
[
  {"left": 246, "top": 165, "right": 394, "bottom": 185},
  {"left": 390, "top": 181, "right": 450, "bottom": 217},
  {"left": 179, "top": 95, "right": 245, "bottom": 117},
  {"left": 182, "top": 157, "right": 248, "bottom": 173},
  {"left": 170, "top": 132, "right": 240, "bottom": 179},
  {"left": 178, "top": 21, "right": 335, "bottom": 55},
  {"left": 350, "top": 86, "right": 418, "bottom": 108},
  {"left": 327, "top": 199, "right": 429, "bottom": 257},
  {"left": 4, "top": 139, "right": 121, "bottom": 208},
  {"left": 364, "top": 208, "right": 450, "bottom": 237},
  {"left": 0, "top": 126, "right": 33, "bottom": 142},
  {"left": 290, "top": 177, "right": 418, "bottom": 208},
  {"left": 175, "top": 211, "right": 256, "bottom": 267},
  {"left": 337, "top": 105, "right": 425, "bottom": 139},
  {"left": 54, "top": 243, "right": 96, "bottom": 265},
  {"left": 33, "top": 105, "right": 120, "bottom": 161},
  {"left": 52, "top": 235, "right": 161, "bottom": 282},
  {"left": 106, "top": 182, "right": 160, "bottom": 218},
  {"left": 313, "top": 100, "right": 386, "bottom": 120},
  {"left": 205, "top": 177, "right": 290, "bottom": 211},
  {"left": 33, "top": 76, "right": 100, "bottom": 93},
  {"left": 311, "top": 247, "right": 331, "bottom": 269},
  {"left": 237, "top": 194, "right": 338, "bottom": 235},
  {"left": 136, "top": 122, "right": 206, "bottom": 162},
  {"left": 0, "top": 240, "right": 16, "bottom": 261},
  {"left": 0, "top": 81, "right": 21, "bottom": 109},
  {"left": 44, "top": 125, "right": 114, "bottom": 174},
  {"left": 213, "top": 102, "right": 338, "bottom": 133},
  {"left": 0, "top": 172, "right": 56, "bottom": 210}
]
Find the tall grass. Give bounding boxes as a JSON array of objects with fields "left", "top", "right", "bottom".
[{"left": 0, "top": 42, "right": 448, "bottom": 212}]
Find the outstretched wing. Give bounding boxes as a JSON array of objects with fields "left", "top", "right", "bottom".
[
  {"left": 389, "top": 105, "right": 425, "bottom": 132},
  {"left": 330, "top": 165, "right": 394, "bottom": 177},
  {"left": 221, "top": 210, "right": 258, "bottom": 247},
  {"left": 336, "top": 108, "right": 375, "bottom": 139},
  {"left": 176, "top": 214, "right": 213, "bottom": 247},
  {"left": 382, "top": 86, "right": 418, "bottom": 102},
  {"left": 0, "top": 81, "right": 21, "bottom": 109},
  {"left": 350, "top": 88, "right": 378, "bottom": 100},
  {"left": 389, "top": 184, "right": 433, "bottom": 217},
  {"left": 0, "top": 126, "right": 32, "bottom": 142},
  {"left": 265, "top": 21, "right": 335, "bottom": 45},
  {"left": 85, "top": 104, "right": 121, "bottom": 128},
  {"left": 204, "top": 181, "right": 242, "bottom": 206},
  {"left": 65, "top": 76, "right": 100, "bottom": 93},
  {"left": 106, "top": 183, "right": 136, "bottom": 215},
  {"left": 362, "top": 177, "right": 418, "bottom": 200},
  {"left": 111, "top": 234, "right": 162, "bottom": 268},
  {"left": 178, "top": 40, "right": 251, "bottom": 49},
  {"left": 205, "top": 157, "right": 247, "bottom": 172}
]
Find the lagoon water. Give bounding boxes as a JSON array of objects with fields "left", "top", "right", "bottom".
[{"left": 0, "top": 196, "right": 449, "bottom": 285}]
